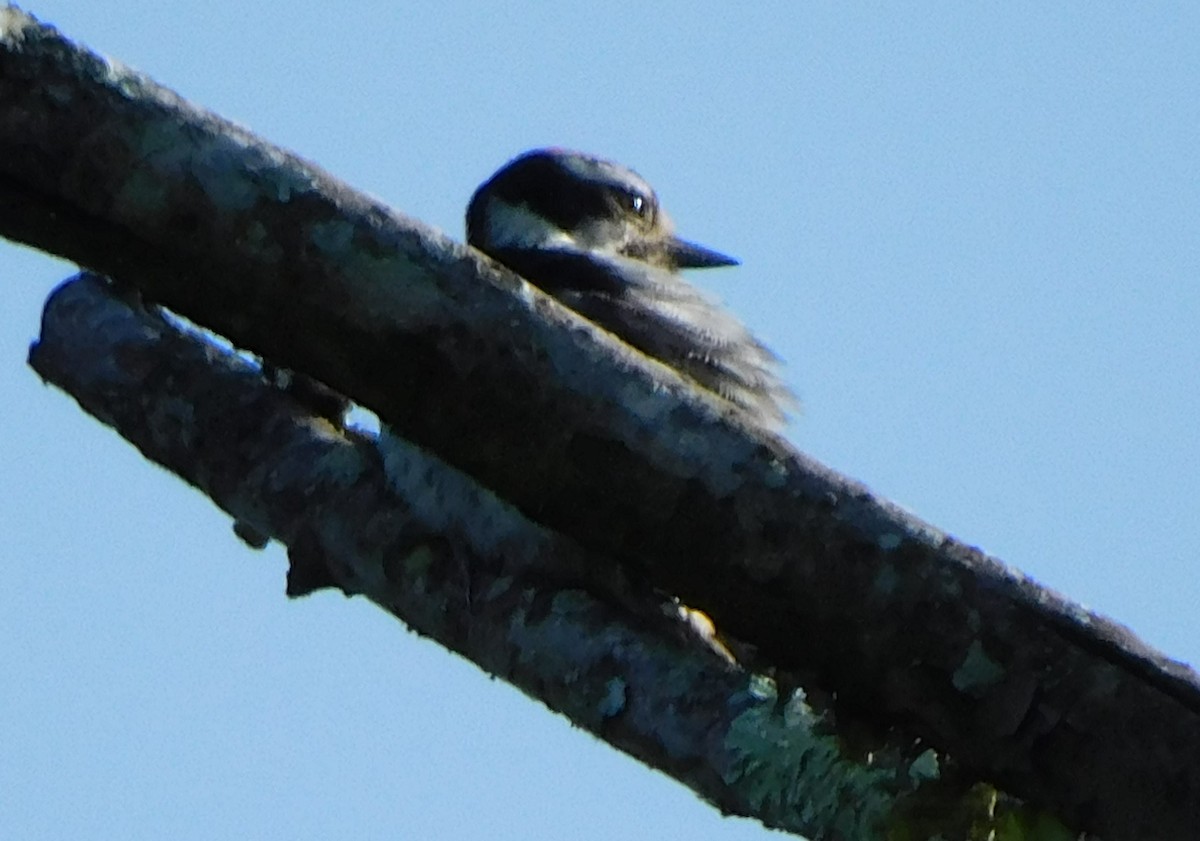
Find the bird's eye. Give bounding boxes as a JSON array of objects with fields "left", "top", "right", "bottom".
[{"left": 623, "top": 190, "right": 650, "bottom": 218}]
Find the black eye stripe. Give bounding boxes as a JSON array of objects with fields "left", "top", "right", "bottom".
[
  {"left": 474, "top": 151, "right": 656, "bottom": 232},
  {"left": 488, "top": 157, "right": 605, "bottom": 229}
]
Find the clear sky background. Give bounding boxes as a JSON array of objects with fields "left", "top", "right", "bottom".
[{"left": 2, "top": 3, "right": 1197, "bottom": 839}]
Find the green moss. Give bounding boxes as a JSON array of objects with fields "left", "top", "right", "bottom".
[{"left": 952, "top": 639, "right": 1004, "bottom": 695}]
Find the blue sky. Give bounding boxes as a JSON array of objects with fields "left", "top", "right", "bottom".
[{"left": 2, "top": 3, "right": 1197, "bottom": 839}]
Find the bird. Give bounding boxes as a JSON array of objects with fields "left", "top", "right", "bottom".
[{"left": 466, "top": 148, "right": 794, "bottom": 431}]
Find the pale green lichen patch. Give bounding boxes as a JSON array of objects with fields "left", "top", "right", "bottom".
[
  {"left": 598, "top": 677, "right": 627, "bottom": 717},
  {"left": 194, "top": 147, "right": 264, "bottom": 213},
  {"left": 908, "top": 748, "right": 940, "bottom": 783},
  {"left": 246, "top": 147, "right": 319, "bottom": 204},
  {"left": 724, "top": 690, "right": 896, "bottom": 838},
  {"left": 747, "top": 672, "right": 777, "bottom": 702},
  {"left": 762, "top": 457, "right": 789, "bottom": 489},
  {"left": 952, "top": 639, "right": 1005, "bottom": 695},
  {"left": 310, "top": 218, "right": 354, "bottom": 255}
]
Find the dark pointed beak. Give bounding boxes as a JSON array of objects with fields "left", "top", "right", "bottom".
[{"left": 666, "top": 236, "right": 739, "bottom": 269}]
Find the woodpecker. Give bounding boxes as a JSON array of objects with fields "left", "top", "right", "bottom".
[{"left": 467, "top": 148, "right": 793, "bottom": 430}]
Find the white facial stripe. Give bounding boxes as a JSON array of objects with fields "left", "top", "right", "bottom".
[{"left": 483, "top": 200, "right": 579, "bottom": 250}]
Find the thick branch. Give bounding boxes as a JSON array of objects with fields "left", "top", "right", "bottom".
[
  {"left": 4, "top": 8, "right": 1200, "bottom": 837},
  {"left": 25, "top": 271, "right": 1032, "bottom": 841}
]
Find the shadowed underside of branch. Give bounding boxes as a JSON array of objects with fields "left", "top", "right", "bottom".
[{"left": 3, "top": 6, "right": 1200, "bottom": 838}]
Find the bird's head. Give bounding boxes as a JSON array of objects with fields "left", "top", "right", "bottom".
[{"left": 467, "top": 148, "right": 737, "bottom": 271}]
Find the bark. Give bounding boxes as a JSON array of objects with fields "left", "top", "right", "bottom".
[{"left": 28, "top": 271, "right": 1039, "bottom": 841}]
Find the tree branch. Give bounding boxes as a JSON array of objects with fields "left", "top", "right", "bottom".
[
  {"left": 28, "top": 271, "right": 1034, "bottom": 841},
  {"left": 4, "top": 7, "right": 1199, "bottom": 837}
]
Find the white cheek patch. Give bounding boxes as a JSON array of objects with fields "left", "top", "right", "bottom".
[{"left": 485, "top": 201, "right": 579, "bottom": 250}]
